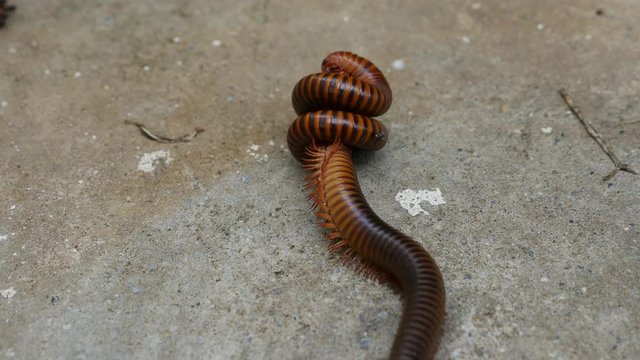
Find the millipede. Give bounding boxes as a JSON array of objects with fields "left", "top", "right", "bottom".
[{"left": 287, "top": 51, "right": 447, "bottom": 359}]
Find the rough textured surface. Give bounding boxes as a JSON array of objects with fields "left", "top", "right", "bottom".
[{"left": 1, "top": 1, "right": 638, "bottom": 359}]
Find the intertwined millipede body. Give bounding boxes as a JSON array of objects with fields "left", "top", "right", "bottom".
[{"left": 287, "top": 51, "right": 446, "bottom": 360}]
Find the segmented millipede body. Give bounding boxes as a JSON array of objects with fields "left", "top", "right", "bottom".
[{"left": 287, "top": 51, "right": 446, "bottom": 359}]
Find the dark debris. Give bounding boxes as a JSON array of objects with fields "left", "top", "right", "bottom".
[{"left": 0, "top": 1, "right": 16, "bottom": 28}]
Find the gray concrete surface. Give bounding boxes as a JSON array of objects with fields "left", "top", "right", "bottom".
[{"left": 1, "top": 1, "right": 639, "bottom": 359}]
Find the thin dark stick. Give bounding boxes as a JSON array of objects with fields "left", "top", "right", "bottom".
[
  {"left": 559, "top": 89, "right": 637, "bottom": 181},
  {"left": 124, "top": 119, "right": 204, "bottom": 143}
]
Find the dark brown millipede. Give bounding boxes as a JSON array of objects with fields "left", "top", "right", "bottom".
[{"left": 287, "top": 51, "right": 446, "bottom": 359}]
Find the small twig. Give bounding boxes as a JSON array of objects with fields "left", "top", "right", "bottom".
[
  {"left": 559, "top": 89, "right": 637, "bottom": 181},
  {"left": 618, "top": 120, "right": 640, "bottom": 126},
  {"left": 124, "top": 119, "right": 204, "bottom": 143}
]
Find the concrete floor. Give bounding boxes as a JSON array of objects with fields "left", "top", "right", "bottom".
[{"left": 1, "top": 1, "right": 639, "bottom": 359}]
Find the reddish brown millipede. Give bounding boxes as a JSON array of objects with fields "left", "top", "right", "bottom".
[{"left": 287, "top": 51, "right": 446, "bottom": 359}]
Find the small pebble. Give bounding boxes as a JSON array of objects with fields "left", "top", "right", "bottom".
[
  {"left": 391, "top": 59, "right": 405, "bottom": 70},
  {"left": 211, "top": 40, "right": 222, "bottom": 47}
]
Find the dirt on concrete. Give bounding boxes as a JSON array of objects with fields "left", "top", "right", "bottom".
[{"left": 1, "top": 1, "right": 639, "bottom": 359}]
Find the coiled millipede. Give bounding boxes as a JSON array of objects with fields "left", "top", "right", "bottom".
[{"left": 287, "top": 51, "right": 446, "bottom": 360}]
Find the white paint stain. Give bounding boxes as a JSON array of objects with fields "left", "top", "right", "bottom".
[
  {"left": 247, "top": 144, "right": 268, "bottom": 163},
  {"left": 137, "top": 150, "right": 173, "bottom": 172},
  {"left": 1, "top": 287, "right": 16, "bottom": 299},
  {"left": 541, "top": 127, "right": 553, "bottom": 134},
  {"left": 391, "top": 59, "right": 405, "bottom": 70},
  {"left": 395, "top": 188, "right": 446, "bottom": 216}
]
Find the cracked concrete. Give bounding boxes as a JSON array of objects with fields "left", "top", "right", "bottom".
[{"left": 1, "top": 1, "right": 639, "bottom": 359}]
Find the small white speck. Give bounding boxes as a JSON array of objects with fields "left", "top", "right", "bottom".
[
  {"left": 540, "top": 277, "right": 549, "bottom": 282},
  {"left": 176, "top": 60, "right": 183, "bottom": 66},
  {"left": 342, "top": 15, "right": 350, "bottom": 22},
  {"left": 142, "top": 65, "right": 150, "bottom": 71},
  {"left": 0, "top": 101, "right": 7, "bottom": 107},
  {"left": 395, "top": 188, "right": 446, "bottom": 216},
  {"left": 623, "top": 226, "right": 630, "bottom": 231},
  {"left": 250, "top": 144, "right": 260, "bottom": 151},
  {"left": 541, "top": 127, "right": 553, "bottom": 134},
  {"left": 127, "top": 112, "right": 133, "bottom": 118},
  {"left": 91, "top": 135, "right": 97, "bottom": 140},
  {"left": 537, "top": 23, "right": 545, "bottom": 31},
  {"left": 581, "top": 287, "right": 587, "bottom": 294},
  {"left": 461, "top": 36, "right": 470, "bottom": 44},
  {"left": 1, "top": 287, "right": 16, "bottom": 299},
  {"left": 408, "top": 111, "right": 414, "bottom": 116},
  {"left": 62, "top": 324, "right": 72, "bottom": 330},
  {"left": 8, "top": 47, "right": 17, "bottom": 54},
  {"left": 212, "top": 40, "right": 222, "bottom": 47},
  {"left": 103, "top": 85, "right": 110, "bottom": 90},
  {"left": 49, "top": 214, "right": 53, "bottom": 218},
  {"left": 585, "top": 34, "right": 592, "bottom": 40},
  {"left": 10, "top": 205, "right": 15, "bottom": 210},
  {"left": 174, "top": 104, "right": 180, "bottom": 108},
  {"left": 268, "top": 140, "right": 275, "bottom": 146},
  {"left": 172, "top": 36, "right": 181, "bottom": 43},
  {"left": 471, "top": 3, "right": 481, "bottom": 10},
  {"left": 391, "top": 59, "right": 405, "bottom": 70},
  {"left": 44, "top": 69, "right": 51, "bottom": 75},
  {"left": 78, "top": 180, "right": 83, "bottom": 184},
  {"left": 0, "top": 234, "right": 7, "bottom": 242},
  {"left": 74, "top": 72, "right": 82, "bottom": 79}
]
